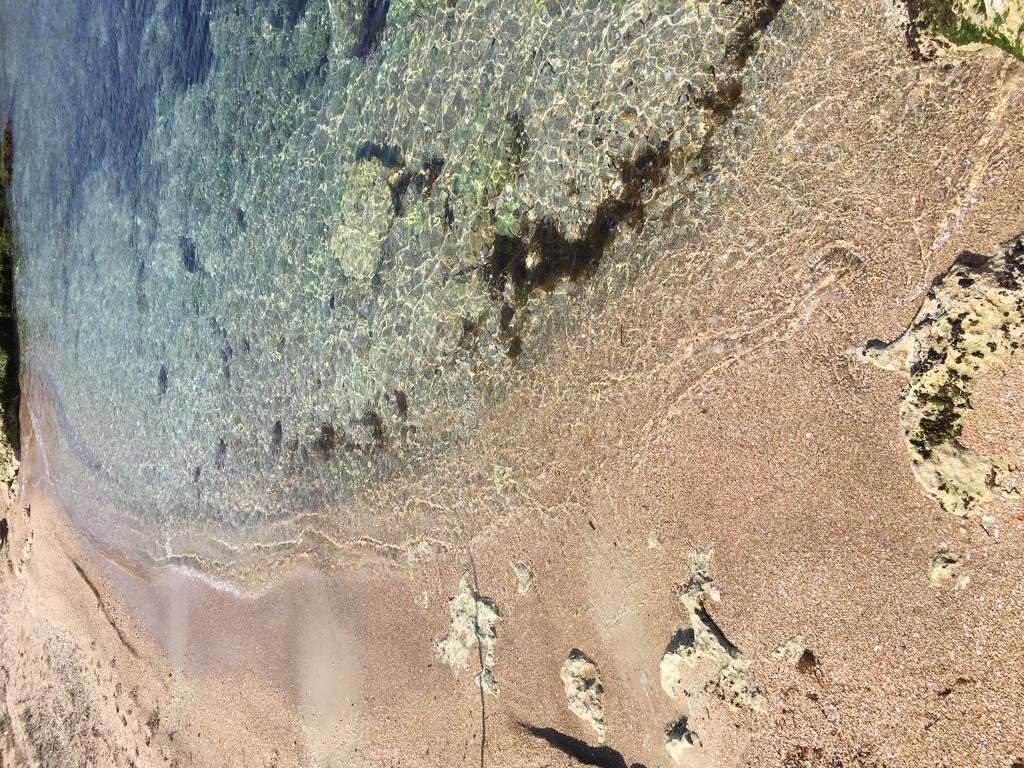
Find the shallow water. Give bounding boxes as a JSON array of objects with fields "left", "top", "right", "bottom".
[{"left": 2, "top": 0, "right": 786, "bottom": 569}]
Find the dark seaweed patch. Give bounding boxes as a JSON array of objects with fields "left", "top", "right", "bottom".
[
  {"left": 498, "top": 302, "right": 515, "bottom": 331},
  {"left": 486, "top": 142, "right": 671, "bottom": 302},
  {"left": 443, "top": 196, "right": 455, "bottom": 230},
  {"left": 495, "top": 302, "right": 521, "bottom": 358},
  {"left": 265, "top": 0, "right": 312, "bottom": 28},
  {"left": 315, "top": 421, "right": 336, "bottom": 457},
  {"left": 393, "top": 389, "right": 408, "bottom": 417},
  {"left": 220, "top": 344, "right": 232, "bottom": 382},
  {"left": 290, "top": 9, "right": 332, "bottom": 92},
  {"left": 723, "top": 0, "right": 787, "bottom": 69},
  {"left": 902, "top": 0, "right": 940, "bottom": 58},
  {"left": 135, "top": 258, "right": 148, "bottom": 312},
  {"left": 164, "top": 0, "right": 214, "bottom": 89},
  {"left": 353, "top": 0, "right": 391, "bottom": 59},
  {"left": 485, "top": 0, "right": 784, "bottom": 353},
  {"left": 363, "top": 407, "right": 388, "bottom": 449},
  {"left": 179, "top": 236, "right": 200, "bottom": 274},
  {"left": 391, "top": 156, "right": 445, "bottom": 216},
  {"left": 696, "top": 77, "right": 744, "bottom": 120},
  {"left": 505, "top": 111, "right": 529, "bottom": 168},
  {"left": 489, "top": 237, "right": 529, "bottom": 298},
  {"left": 506, "top": 334, "right": 522, "bottom": 360},
  {"left": 355, "top": 141, "right": 405, "bottom": 168},
  {"left": 286, "top": 0, "right": 311, "bottom": 26},
  {"left": 271, "top": 419, "right": 283, "bottom": 454}
]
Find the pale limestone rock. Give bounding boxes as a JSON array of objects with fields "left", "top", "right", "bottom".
[
  {"left": 660, "top": 546, "right": 764, "bottom": 711},
  {"left": 560, "top": 649, "right": 606, "bottom": 741},
  {"left": 433, "top": 573, "right": 501, "bottom": 696}
]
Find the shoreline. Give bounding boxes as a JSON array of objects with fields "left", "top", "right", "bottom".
[{"left": 2, "top": 2, "right": 1024, "bottom": 765}]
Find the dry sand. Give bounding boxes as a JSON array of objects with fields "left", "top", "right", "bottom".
[{"left": 3, "top": 1, "right": 1024, "bottom": 766}]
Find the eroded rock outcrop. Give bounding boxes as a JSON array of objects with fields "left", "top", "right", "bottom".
[
  {"left": 664, "top": 716, "right": 701, "bottom": 762},
  {"left": 660, "top": 547, "right": 764, "bottom": 712},
  {"left": 433, "top": 573, "right": 501, "bottom": 696},
  {"left": 858, "top": 235, "right": 1024, "bottom": 515},
  {"left": 559, "top": 649, "right": 606, "bottom": 742}
]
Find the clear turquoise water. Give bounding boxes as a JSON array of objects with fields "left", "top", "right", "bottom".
[{"left": 1, "top": 0, "right": 776, "bottom": 566}]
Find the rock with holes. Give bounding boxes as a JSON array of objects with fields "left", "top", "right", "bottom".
[
  {"left": 928, "top": 548, "right": 968, "bottom": 589},
  {"left": 559, "top": 649, "right": 606, "bottom": 741},
  {"left": 660, "top": 546, "right": 764, "bottom": 711},
  {"left": 433, "top": 573, "right": 501, "bottom": 696},
  {"left": 664, "top": 716, "right": 701, "bottom": 762},
  {"left": 856, "top": 235, "right": 1024, "bottom": 516}
]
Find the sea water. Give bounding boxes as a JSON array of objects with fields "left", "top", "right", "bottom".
[{"left": 1, "top": 0, "right": 778, "bottom": 570}]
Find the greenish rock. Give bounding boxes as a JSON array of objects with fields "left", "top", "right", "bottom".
[
  {"left": 857, "top": 235, "right": 1024, "bottom": 516},
  {"left": 906, "top": 0, "right": 1024, "bottom": 61}
]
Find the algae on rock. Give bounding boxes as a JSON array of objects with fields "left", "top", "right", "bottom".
[
  {"left": 904, "top": 0, "right": 1024, "bottom": 61},
  {"left": 857, "top": 235, "right": 1024, "bottom": 516}
]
